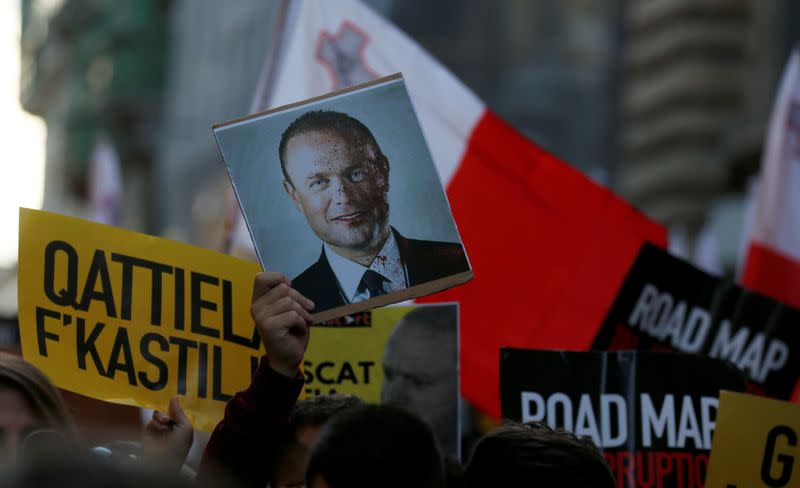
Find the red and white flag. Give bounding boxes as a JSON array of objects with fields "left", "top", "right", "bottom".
[
  {"left": 231, "top": 0, "right": 667, "bottom": 416},
  {"left": 741, "top": 48, "right": 800, "bottom": 310}
]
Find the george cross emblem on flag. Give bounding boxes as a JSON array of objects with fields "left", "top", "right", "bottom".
[{"left": 315, "top": 21, "right": 379, "bottom": 90}]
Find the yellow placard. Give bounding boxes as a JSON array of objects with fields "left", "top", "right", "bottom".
[
  {"left": 706, "top": 391, "right": 800, "bottom": 487},
  {"left": 18, "top": 208, "right": 263, "bottom": 431},
  {"left": 304, "top": 307, "right": 413, "bottom": 401}
]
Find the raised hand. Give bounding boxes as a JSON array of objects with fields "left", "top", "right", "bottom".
[
  {"left": 142, "top": 397, "right": 194, "bottom": 471},
  {"left": 250, "top": 272, "right": 315, "bottom": 377}
]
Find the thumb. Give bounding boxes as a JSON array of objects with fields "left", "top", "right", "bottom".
[{"left": 168, "top": 397, "right": 191, "bottom": 429}]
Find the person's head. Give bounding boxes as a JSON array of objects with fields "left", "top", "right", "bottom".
[
  {"left": 0, "top": 353, "right": 76, "bottom": 464},
  {"left": 381, "top": 307, "right": 458, "bottom": 454},
  {"left": 306, "top": 404, "right": 445, "bottom": 488},
  {"left": 271, "top": 394, "right": 363, "bottom": 488},
  {"left": 1, "top": 451, "right": 202, "bottom": 488},
  {"left": 280, "top": 111, "right": 391, "bottom": 257},
  {"left": 464, "top": 421, "right": 615, "bottom": 488}
]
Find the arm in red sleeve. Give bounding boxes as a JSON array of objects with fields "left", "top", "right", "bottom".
[{"left": 196, "top": 356, "right": 304, "bottom": 488}]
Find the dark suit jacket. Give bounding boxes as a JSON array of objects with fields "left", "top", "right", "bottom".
[{"left": 291, "top": 228, "right": 469, "bottom": 311}]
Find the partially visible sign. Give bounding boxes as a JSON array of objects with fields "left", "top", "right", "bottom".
[
  {"left": 706, "top": 391, "right": 800, "bottom": 487},
  {"left": 305, "top": 310, "right": 395, "bottom": 400},
  {"left": 594, "top": 243, "right": 800, "bottom": 398},
  {"left": 306, "top": 303, "right": 461, "bottom": 459},
  {"left": 501, "top": 349, "right": 746, "bottom": 488},
  {"left": 18, "top": 209, "right": 263, "bottom": 431}
]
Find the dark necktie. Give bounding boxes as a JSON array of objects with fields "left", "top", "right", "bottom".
[{"left": 358, "top": 269, "right": 388, "bottom": 298}]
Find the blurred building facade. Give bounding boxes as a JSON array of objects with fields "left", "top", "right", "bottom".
[
  {"left": 153, "top": 0, "right": 284, "bottom": 248},
  {"left": 620, "top": 0, "right": 791, "bottom": 271},
  {"left": 20, "top": 0, "right": 168, "bottom": 232},
  {"left": 385, "top": 0, "right": 619, "bottom": 181}
]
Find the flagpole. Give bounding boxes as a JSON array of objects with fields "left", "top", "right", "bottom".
[{"left": 250, "top": 0, "right": 294, "bottom": 113}]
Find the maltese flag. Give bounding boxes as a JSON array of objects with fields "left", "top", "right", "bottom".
[
  {"left": 231, "top": 0, "right": 667, "bottom": 417},
  {"left": 741, "top": 48, "right": 800, "bottom": 310}
]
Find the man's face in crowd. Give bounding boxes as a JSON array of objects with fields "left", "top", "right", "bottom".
[
  {"left": 283, "top": 129, "right": 390, "bottom": 253},
  {"left": 272, "top": 425, "right": 322, "bottom": 488},
  {"left": 0, "top": 386, "right": 41, "bottom": 464},
  {"left": 381, "top": 317, "right": 458, "bottom": 454}
]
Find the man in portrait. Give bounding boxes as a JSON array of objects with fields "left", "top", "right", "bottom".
[
  {"left": 280, "top": 110, "right": 469, "bottom": 310},
  {"left": 380, "top": 306, "right": 459, "bottom": 457}
]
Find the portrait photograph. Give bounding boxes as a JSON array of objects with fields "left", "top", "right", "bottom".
[
  {"left": 214, "top": 75, "right": 472, "bottom": 321},
  {"left": 379, "top": 304, "right": 462, "bottom": 460}
]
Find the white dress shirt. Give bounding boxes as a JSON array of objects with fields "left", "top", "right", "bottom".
[{"left": 324, "top": 231, "right": 409, "bottom": 303}]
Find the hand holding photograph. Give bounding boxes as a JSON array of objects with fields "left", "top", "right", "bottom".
[{"left": 214, "top": 74, "right": 472, "bottom": 321}]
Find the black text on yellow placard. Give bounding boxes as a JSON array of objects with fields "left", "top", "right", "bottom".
[
  {"left": 706, "top": 391, "right": 800, "bottom": 488},
  {"left": 18, "top": 209, "right": 263, "bottom": 431}
]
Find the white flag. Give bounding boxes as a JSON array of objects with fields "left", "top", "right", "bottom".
[{"left": 741, "top": 48, "right": 800, "bottom": 309}]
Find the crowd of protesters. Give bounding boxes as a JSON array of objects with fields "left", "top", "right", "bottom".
[{"left": 0, "top": 272, "right": 615, "bottom": 487}]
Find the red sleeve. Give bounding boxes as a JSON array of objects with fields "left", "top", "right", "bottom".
[{"left": 196, "top": 356, "right": 304, "bottom": 488}]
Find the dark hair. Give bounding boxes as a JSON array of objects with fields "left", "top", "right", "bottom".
[
  {"left": 398, "top": 306, "right": 456, "bottom": 335},
  {"left": 278, "top": 110, "right": 385, "bottom": 184},
  {"left": 464, "top": 421, "right": 615, "bottom": 488},
  {"left": 271, "top": 394, "right": 364, "bottom": 483},
  {"left": 306, "top": 404, "right": 445, "bottom": 488},
  {"left": 0, "top": 353, "right": 77, "bottom": 441},
  {"left": 2, "top": 452, "right": 204, "bottom": 488},
  {"left": 289, "top": 393, "right": 364, "bottom": 431}
]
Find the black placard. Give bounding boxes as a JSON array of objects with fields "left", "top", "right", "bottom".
[
  {"left": 500, "top": 348, "right": 746, "bottom": 488},
  {"left": 594, "top": 243, "right": 800, "bottom": 398}
]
